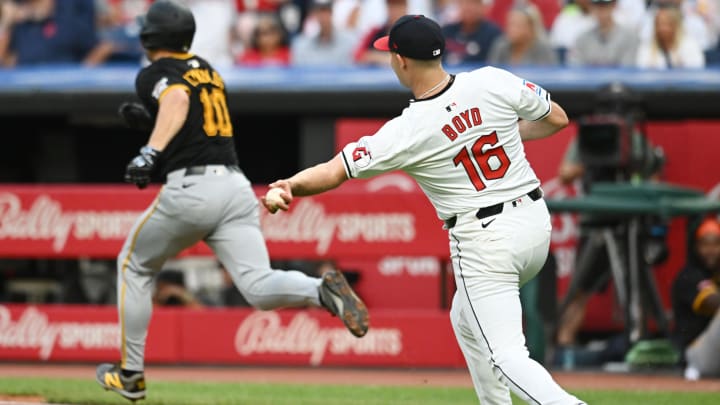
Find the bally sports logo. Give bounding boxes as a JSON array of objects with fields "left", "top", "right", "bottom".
[
  {"left": 0, "top": 192, "right": 139, "bottom": 252},
  {"left": 0, "top": 192, "right": 418, "bottom": 256},
  {"left": 260, "top": 199, "right": 416, "bottom": 255},
  {"left": 234, "top": 312, "right": 403, "bottom": 366},
  {"left": 0, "top": 306, "right": 118, "bottom": 360}
]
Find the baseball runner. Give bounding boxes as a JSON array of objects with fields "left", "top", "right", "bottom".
[
  {"left": 263, "top": 15, "right": 585, "bottom": 405},
  {"left": 95, "top": 1, "right": 368, "bottom": 401}
]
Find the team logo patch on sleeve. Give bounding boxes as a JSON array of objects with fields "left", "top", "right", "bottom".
[
  {"left": 352, "top": 141, "right": 372, "bottom": 168},
  {"left": 151, "top": 77, "right": 169, "bottom": 100},
  {"left": 522, "top": 79, "right": 548, "bottom": 100}
]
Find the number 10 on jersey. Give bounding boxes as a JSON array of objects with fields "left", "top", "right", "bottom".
[
  {"left": 199, "top": 87, "right": 233, "bottom": 137},
  {"left": 453, "top": 131, "right": 510, "bottom": 191}
]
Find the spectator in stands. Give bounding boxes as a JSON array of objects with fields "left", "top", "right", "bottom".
[
  {"left": 0, "top": 0, "right": 107, "bottom": 66},
  {"left": 568, "top": 0, "right": 638, "bottom": 67},
  {"left": 441, "top": 0, "right": 502, "bottom": 65},
  {"left": 434, "top": 0, "right": 459, "bottom": 26},
  {"left": 153, "top": 269, "right": 204, "bottom": 308},
  {"left": 180, "top": 0, "right": 238, "bottom": 67},
  {"left": 332, "top": 0, "right": 385, "bottom": 35},
  {"left": 92, "top": 0, "right": 148, "bottom": 64},
  {"left": 698, "top": 0, "right": 720, "bottom": 47},
  {"left": 237, "top": 13, "right": 290, "bottom": 66},
  {"left": 672, "top": 217, "right": 720, "bottom": 380},
  {"left": 235, "top": 0, "right": 289, "bottom": 14},
  {"left": 353, "top": 0, "right": 407, "bottom": 66},
  {"left": 292, "top": 0, "right": 357, "bottom": 66},
  {"left": 550, "top": 0, "right": 594, "bottom": 52},
  {"left": 487, "top": 4, "right": 557, "bottom": 66},
  {"left": 614, "top": 0, "right": 648, "bottom": 29},
  {"left": 488, "top": 0, "right": 561, "bottom": 31},
  {"left": 551, "top": 0, "right": 646, "bottom": 45},
  {"left": 331, "top": 0, "right": 432, "bottom": 36},
  {"left": 636, "top": 4, "right": 705, "bottom": 68},
  {"left": 235, "top": 0, "right": 302, "bottom": 35},
  {"left": 640, "top": 0, "right": 716, "bottom": 51}
]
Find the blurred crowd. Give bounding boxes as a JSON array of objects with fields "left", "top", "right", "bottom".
[{"left": 0, "top": 0, "right": 717, "bottom": 68}]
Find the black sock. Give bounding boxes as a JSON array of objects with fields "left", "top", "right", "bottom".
[
  {"left": 318, "top": 291, "right": 326, "bottom": 307},
  {"left": 121, "top": 368, "right": 141, "bottom": 378}
]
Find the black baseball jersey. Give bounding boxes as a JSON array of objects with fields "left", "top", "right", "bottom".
[
  {"left": 671, "top": 264, "right": 717, "bottom": 350},
  {"left": 135, "top": 53, "right": 239, "bottom": 178}
]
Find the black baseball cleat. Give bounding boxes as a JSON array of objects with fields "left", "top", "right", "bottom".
[
  {"left": 319, "top": 270, "right": 369, "bottom": 337},
  {"left": 96, "top": 363, "right": 146, "bottom": 402}
]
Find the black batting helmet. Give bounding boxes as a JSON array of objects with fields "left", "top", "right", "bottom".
[{"left": 138, "top": 1, "right": 196, "bottom": 52}]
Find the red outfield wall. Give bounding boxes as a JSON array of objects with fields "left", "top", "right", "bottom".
[{"left": 0, "top": 120, "right": 718, "bottom": 364}]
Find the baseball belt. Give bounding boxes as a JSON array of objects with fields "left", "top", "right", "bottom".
[
  {"left": 182, "top": 165, "right": 241, "bottom": 177},
  {"left": 444, "top": 187, "right": 543, "bottom": 230}
]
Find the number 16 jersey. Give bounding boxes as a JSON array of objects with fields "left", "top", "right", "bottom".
[
  {"left": 136, "top": 53, "right": 239, "bottom": 178},
  {"left": 340, "top": 67, "right": 552, "bottom": 220}
]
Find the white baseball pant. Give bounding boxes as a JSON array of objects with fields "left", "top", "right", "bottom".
[{"left": 448, "top": 194, "right": 584, "bottom": 405}]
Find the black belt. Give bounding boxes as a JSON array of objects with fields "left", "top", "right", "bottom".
[
  {"left": 443, "top": 187, "right": 543, "bottom": 229},
  {"left": 183, "top": 165, "right": 241, "bottom": 176}
]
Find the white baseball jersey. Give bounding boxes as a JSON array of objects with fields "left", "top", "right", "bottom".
[{"left": 340, "top": 66, "right": 552, "bottom": 220}]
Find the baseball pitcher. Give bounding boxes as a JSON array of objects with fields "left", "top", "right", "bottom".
[{"left": 263, "top": 15, "right": 584, "bottom": 405}]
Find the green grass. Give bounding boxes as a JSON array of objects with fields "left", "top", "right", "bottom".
[{"left": 0, "top": 377, "right": 717, "bottom": 405}]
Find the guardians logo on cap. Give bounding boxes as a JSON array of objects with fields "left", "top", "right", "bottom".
[{"left": 373, "top": 15, "right": 445, "bottom": 60}]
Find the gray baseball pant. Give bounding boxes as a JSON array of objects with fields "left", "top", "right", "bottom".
[
  {"left": 686, "top": 308, "right": 720, "bottom": 377},
  {"left": 117, "top": 166, "right": 322, "bottom": 371}
]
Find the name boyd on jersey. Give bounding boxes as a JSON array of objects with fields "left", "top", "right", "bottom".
[{"left": 441, "top": 106, "right": 482, "bottom": 141}]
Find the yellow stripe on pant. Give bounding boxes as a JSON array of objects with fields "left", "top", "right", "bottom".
[{"left": 119, "top": 193, "right": 161, "bottom": 369}]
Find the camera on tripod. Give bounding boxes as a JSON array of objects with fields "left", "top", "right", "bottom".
[
  {"left": 577, "top": 114, "right": 633, "bottom": 173},
  {"left": 575, "top": 83, "right": 668, "bottom": 266},
  {"left": 576, "top": 83, "right": 663, "bottom": 184}
]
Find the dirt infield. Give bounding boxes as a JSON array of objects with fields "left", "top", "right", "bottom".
[
  {"left": 0, "top": 395, "right": 47, "bottom": 404},
  {"left": 0, "top": 363, "right": 719, "bottom": 394}
]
